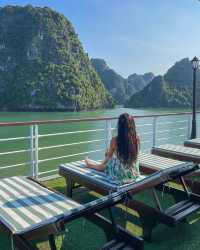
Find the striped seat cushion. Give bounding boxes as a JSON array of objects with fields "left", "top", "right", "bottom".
[
  {"left": 60, "top": 153, "right": 187, "bottom": 191},
  {"left": 60, "top": 160, "right": 121, "bottom": 191},
  {"left": 60, "top": 160, "right": 146, "bottom": 192},
  {"left": 0, "top": 176, "right": 83, "bottom": 234},
  {"left": 0, "top": 177, "right": 126, "bottom": 235},
  {"left": 184, "top": 138, "right": 200, "bottom": 148},
  {"left": 152, "top": 144, "right": 200, "bottom": 160},
  {"left": 60, "top": 159, "right": 197, "bottom": 195},
  {"left": 139, "top": 153, "right": 187, "bottom": 170}
]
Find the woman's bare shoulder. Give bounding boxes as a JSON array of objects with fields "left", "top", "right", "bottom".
[{"left": 111, "top": 136, "right": 117, "bottom": 142}]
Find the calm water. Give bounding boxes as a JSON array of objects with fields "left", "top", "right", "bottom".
[{"left": 0, "top": 107, "right": 198, "bottom": 178}]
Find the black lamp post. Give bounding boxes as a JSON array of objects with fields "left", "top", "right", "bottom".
[{"left": 191, "top": 56, "right": 199, "bottom": 139}]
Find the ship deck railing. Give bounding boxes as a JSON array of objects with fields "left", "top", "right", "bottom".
[{"left": 0, "top": 111, "right": 199, "bottom": 181}]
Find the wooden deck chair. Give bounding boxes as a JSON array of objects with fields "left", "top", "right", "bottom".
[
  {"left": 59, "top": 153, "right": 193, "bottom": 196},
  {"left": 152, "top": 144, "right": 200, "bottom": 163},
  {"left": 135, "top": 153, "right": 200, "bottom": 195},
  {"left": 184, "top": 138, "right": 200, "bottom": 149},
  {"left": 59, "top": 160, "right": 200, "bottom": 241},
  {"left": 151, "top": 144, "right": 200, "bottom": 193},
  {"left": 0, "top": 176, "right": 143, "bottom": 250},
  {"left": 139, "top": 153, "right": 187, "bottom": 174}
]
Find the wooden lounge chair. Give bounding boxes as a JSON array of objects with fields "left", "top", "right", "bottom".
[
  {"left": 184, "top": 138, "right": 200, "bottom": 149},
  {"left": 59, "top": 153, "right": 188, "bottom": 196},
  {"left": 59, "top": 160, "right": 200, "bottom": 241},
  {"left": 151, "top": 144, "right": 200, "bottom": 193},
  {"left": 134, "top": 153, "right": 200, "bottom": 195},
  {"left": 0, "top": 176, "right": 143, "bottom": 250},
  {"left": 152, "top": 144, "right": 200, "bottom": 163},
  {"left": 139, "top": 153, "right": 187, "bottom": 174}
]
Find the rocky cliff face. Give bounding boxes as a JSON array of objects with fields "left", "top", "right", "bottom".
[
  {"left": 127, "top": 72, "right": 154, "bottom": 94},
  {"left": 164, "top": 58, "right": 199, "bottom": 87},
  {"left": 91, "top": 58, "right": 127, "bottom": 104},
  {"left": 0, "top": 5, "right": 113, "bottom": 111},
  {"left": 91, "top": 58, "right": 154, "bottom": 104},
  {"left": 126, "top": 58, "right": 198, "bottom": 108},
  {"left": 126, "top": 75, "right": 192, "bottom": 108}
]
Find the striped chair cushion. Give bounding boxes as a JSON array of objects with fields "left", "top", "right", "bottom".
[
  {"left": 60, "top": 159, "right": 196, "bottom": 195},
  {"left": 184, "top": 138, "right": 200, "bottom": 148},
  {"left": 139, "top": 152, "right": 187, "bottom": 170},
  {"left": 60, "top": 160, "right": 121, "bottom": 191},
  {"left": 0, "top": 177, "right": 127, "bottom": 235},
  {"left": 60, "top": 153, "right": 187, "bottom": 192},
  {"left": 0, "top": 176, "right": 83, "bottom": 234},
  {"left": 153, "top": 144, "right": 200, "bottom": 158},
  {"left": 60, "top": 160, "right": 146, "bottom": 192},
  {"left": 0, "top": 175, "right": 144, "bottom": 237}
]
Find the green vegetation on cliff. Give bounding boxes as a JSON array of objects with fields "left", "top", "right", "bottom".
[
  {"left": 126, "top": 75, "right": 192, "bottom": 108},
  {"left": 91, "top": 58, "right": 154, "bottom": 104},
  {"left": 0, "top": 5, "right": 114, "bottom": 111},
  {"left": 126, "top": 58, "right": 199, "bottom": 108},
  {"left": 127, "top": 72, "right": 154, "bottom": 96},
  {"left": 91, "top": 58, "right": 127, "bottom": 104}
]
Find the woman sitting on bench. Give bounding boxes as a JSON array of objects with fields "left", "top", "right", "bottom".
[{"left": 85, "top": 113, "right": 140, "bottom": 184}]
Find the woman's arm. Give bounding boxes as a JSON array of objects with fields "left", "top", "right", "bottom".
[
  {"left": 85, "top": 137, "right": 116, "bottom": 171},
  {"left": 85, "top": 158, "right": 106, "bottom": 171},
  {"left": 102, "top": 137, "right": 116, "bottom": 163}
]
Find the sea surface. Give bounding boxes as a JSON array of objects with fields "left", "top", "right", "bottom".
[{"left": 0, "top": 107, "right": 198, "bottom": 178}]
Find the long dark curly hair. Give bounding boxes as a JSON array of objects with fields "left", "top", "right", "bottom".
[{"left": 116, "top": 113, "right": 139, "bottom": 167}]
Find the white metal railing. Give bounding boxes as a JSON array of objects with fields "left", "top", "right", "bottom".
[{"left": 0, "top": 112, "right": 198, "bottom": 180}]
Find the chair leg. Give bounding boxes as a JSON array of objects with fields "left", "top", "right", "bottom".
[
  {"left": 49, "top": 235, "right": 57, "bottom": 250},
  {"left": 142, "top": 223, "right": 154, "bottom": 242},
  {"left": 66, "top": 177, "right": 73, "bottom": 197},
  {"left": 127, "top": 199, "right": 157, "bottom": 242},
  {"left": 108, "top": 208, "right": 118, "bottom": 236}
]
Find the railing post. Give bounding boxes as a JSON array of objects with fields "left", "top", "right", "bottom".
[
  {"left": 152, "top": 117, "right": 157, "bottom": 147},
  {"left": 187, "top": 114, "right": 192, "bottom": 139},
  {"left": 30, "top": 125, "right": 35, "bottom": 177},
  {"left": 106, "top": 120, "right": 112, "bottom": 149},
  {"left": 197, "top": 113, "right": 199, "bottom": 138},
  {"left": 34, "top": 125, "right": 39, "bottom": 178}
]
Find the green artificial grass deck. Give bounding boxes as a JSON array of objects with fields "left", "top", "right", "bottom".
[{"left": 1, "top": 177, "right": 200, "bottom": 250}]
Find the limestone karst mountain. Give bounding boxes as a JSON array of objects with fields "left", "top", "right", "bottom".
[
  {"left": 0, "top": 5, "right": 113, "bottom": 111},
  {"left": 126, "top": 58, "right": 198, "bottom": 108},
  {"left": 91, "top": 58, "right": 154, "bottom": 104}
]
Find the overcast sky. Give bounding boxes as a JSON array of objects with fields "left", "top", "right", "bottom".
[{"left": 1, "top": 0, "right": 200, "bottom": 77}]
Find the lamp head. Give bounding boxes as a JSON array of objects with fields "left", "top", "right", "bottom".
[{"left": 191, "top": 56, "right": 199, "bottom": 70}]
